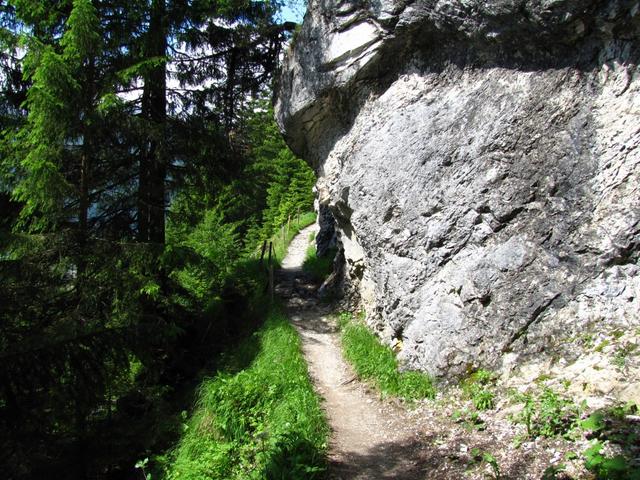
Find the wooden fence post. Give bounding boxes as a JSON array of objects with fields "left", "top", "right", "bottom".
[
  {"left": 268, "top": 241, "right": 274, "bottom": 302},
  {"left": 259, "top": 240, "right": 267, "bottom": 267}
]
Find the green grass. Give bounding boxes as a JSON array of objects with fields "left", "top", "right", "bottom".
[
  {"left": 302, "top": 245, "right": 336, "bottom": 282},
  {"left": 338, "top": 313, "right": 436, "bottom": 400},
  {"left": 155, "top": 213, "right": 326, "bottom": 479},
  {"left": 161, "top": 308, "right": 328, "bottom": 480}
]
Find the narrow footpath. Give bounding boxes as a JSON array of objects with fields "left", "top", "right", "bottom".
[
  {"left": 276, "top": 227, "right": 600, "bottom": 480},
  {"left": 277, "top": 225, "right": 428, "bottom": 479}
]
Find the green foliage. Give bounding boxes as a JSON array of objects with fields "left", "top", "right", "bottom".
[
  {"left": 583, "top": 441, "right": 640, "bottom": 480},
  {"left": 580, "top": 403, "right": 640, "bottom": 480},
  {"left": 61, "top": 0, "right": 101, "bottom": 62},
  {"left": 470, "top": 448, "right": 501, "bottom": 479},
  {"left": 11, "top": 0, "right": 106, "bottom": 231},
  {"left": 452, "top": 407, "right": 486, "bottom": 431},
  {"left": 461, "top": 368, "right": 496, "bottom": 410},
  {"left": 339, "top": 312, "right": 436, "bottom": 400},
  {"left": 236, "top": 101, "right": 316, "bottom": 249},
  {"left": 612, "top": 342, "right": 637, "bottom": 370},
  {"left": 0, "top": 232, "right": 187, "bottom": 476},
  {"left": 2, "top": 204, "right": 317, "bottom": 476},
  {"left": 581, "top": 411, "right": 607, "bottom": 432},
  {"left": 167, "top": 206, "right": 240, "bottom": 303},
  {"left": 172, "top": 98, "right": 317, "bottom": 258},
  {"left": 12, "top": 42, "right": 76, "bottom": 229},
  {"left": 1, "top": 1, "right": 316, "bottom": 477},
  {"left": 267, "top": 211, "right": 317, "bottom": 265},
  {"left": 302, "top": 245, "right": 336, "bottom": 282},
  {"left": 161, "top": 309, "right": 328, "bottom": 480},
  {"left": 512, "top": 387, "right": 580, "bottom": 439}
]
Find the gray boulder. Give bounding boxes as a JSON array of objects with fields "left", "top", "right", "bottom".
[{"left": 275, "top": 0, "right": 640, "bottom": 378}]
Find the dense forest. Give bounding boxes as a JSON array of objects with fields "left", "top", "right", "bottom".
[{"left": 0, "top": 1, "right": 315, "bottom": 478}]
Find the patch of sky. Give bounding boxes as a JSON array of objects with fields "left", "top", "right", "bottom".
[{"left": 279, "top": 1, "right": 306, "bottom": 23}]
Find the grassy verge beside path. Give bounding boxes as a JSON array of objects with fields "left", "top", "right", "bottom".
[
  {"left": 155, "top": 214, "right": 327, "bottom": 480},
  {"left": 268, "top": 211, "right": 317, "bottom": 265},
  {"left": 161, "top": 309, "right": 328, "bottom": 480},
  {"left": 339, "top": 312, "right": 436, "bottom": 401},
  {"left": 302, "top": 243, "right": 337, "bottom": 283}
]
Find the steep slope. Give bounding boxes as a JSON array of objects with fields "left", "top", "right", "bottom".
[{"left": 275, "top": 0, "right": 640, "bottom": 400}]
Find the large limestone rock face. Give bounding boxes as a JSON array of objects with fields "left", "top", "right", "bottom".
[{"left": 275, "top": 0, "right": 640, "bottom": 379}]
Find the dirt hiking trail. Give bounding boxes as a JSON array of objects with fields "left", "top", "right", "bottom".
[
  {"left": 275, "top": 226, "right": 593, "bottom": 480},
  {"left": 277, "top": 225, "right": 428, "bottom": 479}
]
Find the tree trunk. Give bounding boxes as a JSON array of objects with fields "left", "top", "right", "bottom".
[
  {"left": 77, "top": 58, "right": 94, "bottom": 280},
  {"left": 223, "top": 46, "right": 237, "bottom": 131},
  {"left": 139, "top": 0, "right": 167, "bottom": 244},
  {"left": 79, "top": 150, "right": 89, "bottom": 234}
]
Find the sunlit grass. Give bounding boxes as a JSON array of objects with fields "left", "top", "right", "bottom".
[
  {"left": 266, "top": 211, "right": 317, "bottom": 265},
  {"left": 163, "top": 309, "right": 328, "bottom": 480},
  {"left": 339, "top": 312, "right": 436, "bottom": 401}
]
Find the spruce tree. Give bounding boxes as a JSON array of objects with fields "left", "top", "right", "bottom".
[{"left": 0, "top": 1, "right": 306, "bottom": 477}]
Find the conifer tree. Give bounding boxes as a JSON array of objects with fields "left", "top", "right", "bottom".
[
  {"left": 0, "top": 1, "right": 308, "bottom": 477},
  {"left": 10, "top": 0, "right": 106, "bottom": 234}
]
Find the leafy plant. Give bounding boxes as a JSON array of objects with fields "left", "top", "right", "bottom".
[
  {"left": 595, "top": 339, "right": 610, "bottom": 353},
  {"left": 452, "top": 407, "right": 486, "bottom": 431},
  {"left": 612, "top": 343, "right": 637, "bottom": 370},
  {"left": 584, "top": 441, "right": 640, "bottom": 480},
  {"left": 580, "top": 403, "right": 640, "bottom": 480},
  {"left": 470, "top": 448, "right": 501, "bottom": 479},
  {"left": 483, "top": 452, "right": 501, "bottom": 479},
  {"left": 167, "top": 206, "right": 240, "bottom": 304},
  {"left": 512, "top": 387, "right": 580, "bottom": 438},
  {"left": 135, "top": 458, "right": 151, "bottom": 480},
  {"left": 461, "top": 369, "right": 496, "bottom": 410}
]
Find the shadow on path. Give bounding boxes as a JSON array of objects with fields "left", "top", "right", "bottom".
[
  {"left": 277, "top": 226, "right": 584, "bottom": 480},
  {"left": 327, "top": 438, "right": 431, "bottom": 480},
  {"left": 277, "top": 225, "right": 432, "bottom": 480}
]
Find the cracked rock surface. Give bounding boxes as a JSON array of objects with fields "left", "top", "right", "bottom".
[{"left": 275, "top": 0, "right": 640, "bottom": 387}]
